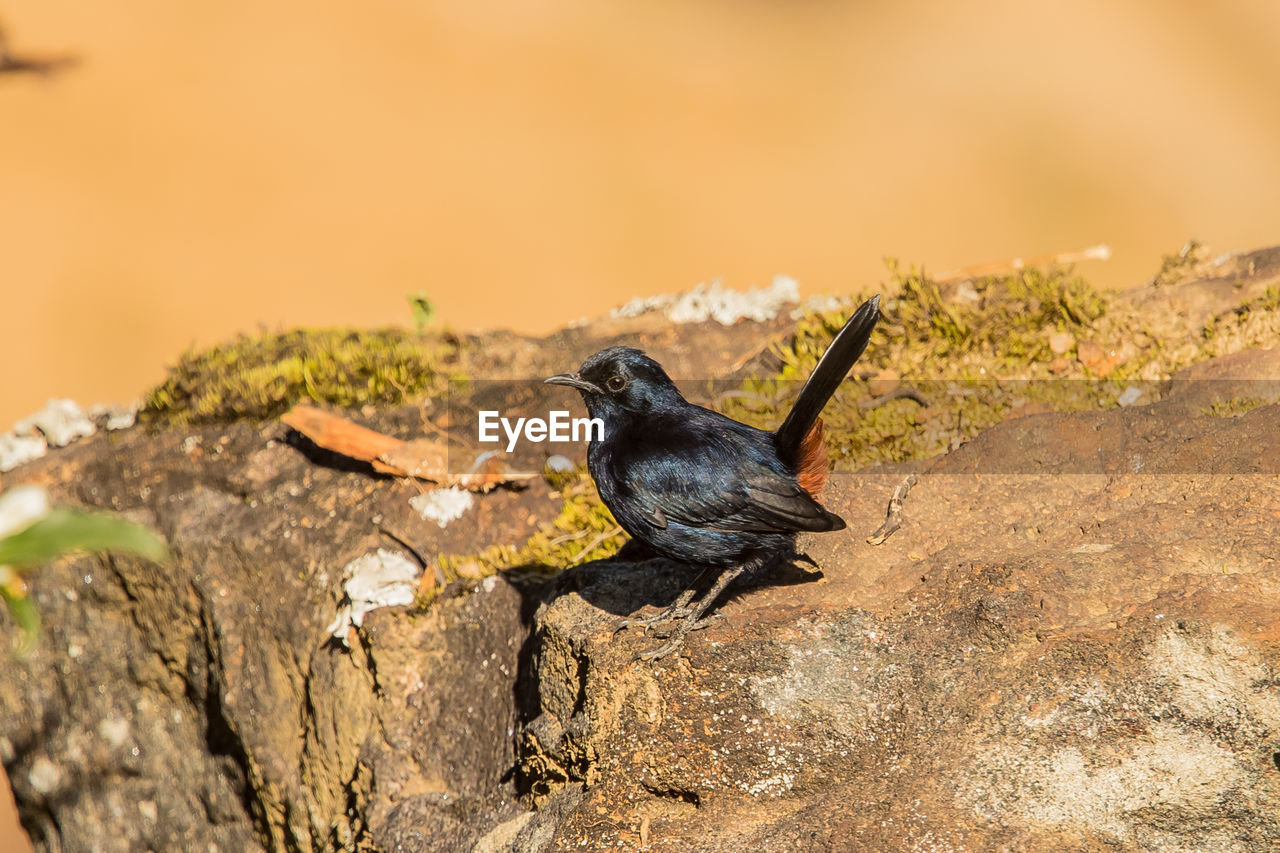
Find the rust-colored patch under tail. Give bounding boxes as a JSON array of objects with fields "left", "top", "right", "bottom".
[{"left": 797, "top": 417, "right": 830, "bottom": 498}]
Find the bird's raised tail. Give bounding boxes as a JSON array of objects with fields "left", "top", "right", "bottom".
[{"left": 774, "top": 294, "right": 881, "bottom": 472}]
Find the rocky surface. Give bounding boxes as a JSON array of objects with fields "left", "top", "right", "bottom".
[
  {"left": 2, "top": 256, "right": 1280, "bottom": 852},
  {"left": 523, "top": 346, "right": 1280, "bottom": 851}
]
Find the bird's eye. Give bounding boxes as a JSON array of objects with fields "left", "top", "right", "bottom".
[{"left": 606, "top": 375, "right": 627, "bottom": 392}]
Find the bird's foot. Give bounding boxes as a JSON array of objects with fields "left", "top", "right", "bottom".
[
  {"left": 633, "top": 613, "right": 725, "bottom": 661},
  {"left": 614, "top": 586, "right": 700, "bottom": 637},
  {"left": 646, "top": 612, "right": 723, "bottom": 639},
  {"left": 629, "top": 562, "right": 749, "bottom": 661},
  {"left": 614, "top": 606, "right": 694, "bottom": 637},
  {"left": 637, "top": 638, "right": 683, "bottom": 662}
]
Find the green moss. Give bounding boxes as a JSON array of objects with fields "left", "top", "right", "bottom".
[
  {"left": 539, "top": 460, "right": 580, "bottom": 494},
  {"left": 722, "top": 256, "right": 1280, "bottom": 474},
  {"left": 141, "top": 327, "right": 461, "bottom": 424},
  {"left": 1201, "top": 284, "right": 1280, "bottom": 357},
  {"left": 1150, "top": 239, "right": 1205, "bottom": 287},
  {"left": 721, "top": 262, "right": 1126, "bottom": 470},
  {"left": 424, "top": 254, "right": 1280, "bottom": 597},
  {"left": 889, "top": 261, "right": 1108, "bottom": 359},
  {"left": 262, "top": 251, "right": 1280, "bottom": 608},
  {"left": 436, "top": 466, "right": 625, "bottom": 583},
  {"left": 1203, "top": 397, "right": 1268, "bottom": 418},
  {"left": 1263, "top": 285, "right": 1280, "bottom": 312}
]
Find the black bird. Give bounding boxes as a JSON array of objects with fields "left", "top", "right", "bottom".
[{"left": 545, "top": 295, "right": 880, "bottom": 659}]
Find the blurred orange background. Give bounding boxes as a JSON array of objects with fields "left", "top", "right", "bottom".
[
  {"left": 1, "top": 0, "right": 1279, "bottom": 842},
  {"left": 3, "top": 1, "right": 1280, "bottom": 433}
]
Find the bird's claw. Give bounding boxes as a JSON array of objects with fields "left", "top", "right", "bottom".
[
  {"left": 613, "top": 605, "right": 695, "bottom": 636},
  {"left": 628, "top": 613, "right": 726, "bottom": 661},
  {"left": 647, "top": 612, "right": 724, "bottom": 639},
  {"left": 637, "top": 639, "right": 683, "bottom": 661}
]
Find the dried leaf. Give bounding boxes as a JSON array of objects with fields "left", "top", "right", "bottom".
[{"left": 282, "top": 405, "right": 534, "bottom": 491}]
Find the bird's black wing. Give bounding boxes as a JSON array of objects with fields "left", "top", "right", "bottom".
[{"left": 615, "top": 424, "right": 844, "bottom": 534}]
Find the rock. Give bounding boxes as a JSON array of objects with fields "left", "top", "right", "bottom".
[
  {"left": 519, "top": 349, "right": 1280, "bottom": 850},
  {"left": 2, "top": 278, "right": 1279, "bottom": 852},
  {"left": 1076, "top": 339, "right": 1104, "bottom": 367},
  {"left": 1002, "top": 400, "right": 1054, "bottom": 419},
  {"left": 1048, "top": 330, "right": 1074, "bottom": 354},
  {"left": 0, "top": 415, "right": 541, "bottom": 852},
  {"left": 867, "top": 368, "right": 900, "bottom": 397},
  {"left": 1117, "top": 385, "right": 1144, "bottom": 406}
]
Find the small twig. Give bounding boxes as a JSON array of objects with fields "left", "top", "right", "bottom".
[
  {"left": 546, "top": 528, "right": 590, "bottom": 547},
  {"left": 859, "top": 387, "right": 931, "bottom": 410},
  {"left": 867, "top": 474, "right": 918, "bottom": 545},
  {"left": 570, "top": 525, "right": 623, "bottom": 564},
  {"left": 415, "top": 412, "right": 451, "bottom": 441},
  {"left": 729, "top": 328, "right": 794, "bottom": 373}
]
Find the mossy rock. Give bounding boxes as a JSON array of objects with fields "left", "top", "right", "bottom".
[
  {"left": 142, "top": 327, "right": 461, "bottom": 425},
  {"left": 435, "top": 466, "right": 624, "bottom": 590},
  {"left": 724, "top": 264, "right": 1280, "bottom": 472}
]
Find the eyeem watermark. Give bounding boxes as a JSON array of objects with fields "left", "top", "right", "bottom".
[
  {"left": 450, "top": 377, "right": 1280, "bottom": 474},
  {"left": 478, "top": 410, "right": 603, "bottom": 452}
]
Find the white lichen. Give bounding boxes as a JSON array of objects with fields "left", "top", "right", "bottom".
[
  {"left": 89, "top": 403, "right": 138, "bottom": 431},
  {"left": 325, "top": 549, "right": 421, "bottom": 644},
  {"left": 410, "top": 486, "right": 474, "bottom": 528},
  {"left": 0, "top": 433, "right": 49, "bottom": 472},
  {"left": 1117, "top": 386, "right": 1144, "bottom": 407},
  {"left": 613, "top": 275, "right": 800, "bottom": 325},
  {"left": 544, "top": 454, "right": 575, "bottom": 474},
  {"left": 13, "top": 398, "right": 96, "bottom": 447}
]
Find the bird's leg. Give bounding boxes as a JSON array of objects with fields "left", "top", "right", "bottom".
[
  {"left": 638, "top": 563, "right": 748, "bottom": 661},
  {"left": 614, "top": 586, "right": 697, "bottom": 635},
  {"left": 614, "top": 565, "right": 716, "bottom": 636}
]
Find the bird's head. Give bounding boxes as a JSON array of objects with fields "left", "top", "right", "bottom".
[{"left": 545, "top": 346, "right": 684, "bottom": 420}]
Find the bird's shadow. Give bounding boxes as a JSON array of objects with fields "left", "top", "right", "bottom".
[
  {"left": 501, "top": 544, "right": 823, "bottom": 797},
  {"left": 564, "top": 540, "right": 825, "bottom": 619}
]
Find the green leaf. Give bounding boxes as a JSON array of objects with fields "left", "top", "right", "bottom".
[
  {"left": 0, "top": 509, "right": 168, "bottom": 567},
  {"left": 1, "top": 583, "right": 40, "bottom": 655},
  {"left": 407, "top": 291, "right": 435, "bottom": 330}
]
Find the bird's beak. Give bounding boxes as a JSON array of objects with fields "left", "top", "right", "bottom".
[{"left": 544, "top": 373, "right": 601, "bottom": 393}]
